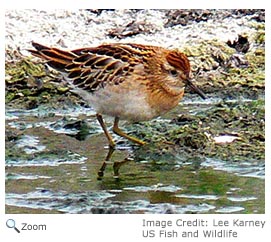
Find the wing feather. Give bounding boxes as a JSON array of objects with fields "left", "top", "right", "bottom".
[{"left": 30, "top": 42, "right": 147, "bottom": 92}]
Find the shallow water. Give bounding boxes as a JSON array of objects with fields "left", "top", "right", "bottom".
[{"left": 5, "top": 97, "right": 264, "bottom": 214}]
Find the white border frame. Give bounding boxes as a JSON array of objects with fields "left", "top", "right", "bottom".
[{"left": 1, "top": 1, "right": 269, "bottom": 241}]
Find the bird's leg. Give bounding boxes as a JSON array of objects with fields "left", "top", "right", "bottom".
[
  {"left": 96, "top": 115, "right": 146, "bottom": 179},
  {"left": 97, "top": 146, "right": 115, "bottom": 179},
  {"left": 96, "top": 113, "right": 115, "bottom": 148},
  {"left": 96, "top": 113, "right": 116, "bottom": 179},
  {"left": 113, "top": 117, "right": 146, "bottom": 145},
  {"left": 113, "top": 157, "right": 133, "bottom": 178}
]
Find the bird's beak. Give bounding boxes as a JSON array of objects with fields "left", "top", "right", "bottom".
[{"left": 186, "top": 79, "right": 206, "bottom": 99}]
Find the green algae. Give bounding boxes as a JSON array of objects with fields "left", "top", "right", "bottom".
[{"left": 5, "top": 51, "right": 71, "bottom": 108}]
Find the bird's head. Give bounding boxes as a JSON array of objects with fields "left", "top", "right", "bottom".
[{"left": 161, "top": 50, "right": 206, "bottom": 99}]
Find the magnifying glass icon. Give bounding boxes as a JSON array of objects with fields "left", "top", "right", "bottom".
[{"left": 6, "top": 219, "right": 20, "bottom": 233}]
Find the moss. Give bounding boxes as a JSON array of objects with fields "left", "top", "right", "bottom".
[
  {"left": 254, "top": 31, "right": 265, "bottom": 45},
  {"left": 5, "top": 51, "right": 77, "bottom": 109}
]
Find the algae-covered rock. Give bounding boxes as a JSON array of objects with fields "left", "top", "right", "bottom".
[
  {"left": 182, "top": 31, "right": 264, "bottom": 98},
  {"left": 5, "top": 49, "right": 76, "bottom": 109}
]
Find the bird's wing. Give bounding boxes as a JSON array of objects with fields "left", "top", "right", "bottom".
[{"left": 29, "top": 42, "right": 142, "bottom": 92}]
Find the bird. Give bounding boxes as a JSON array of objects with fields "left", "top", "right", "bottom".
[{"left": 29, "top": 42, "right": 206, "bottom": 178}]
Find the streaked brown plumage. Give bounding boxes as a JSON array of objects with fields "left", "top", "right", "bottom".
[{"left": 29, "top": 42, "right": 206, "bottom": 178}]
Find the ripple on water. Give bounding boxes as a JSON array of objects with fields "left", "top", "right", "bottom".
[
  {"left": 5, "top": 173, "right": 51, "bottom": 180},
  {"left": 6, "top": 106, "right": 96, "bottom": 119},
  {"left": 175, "top": 194, "right": 219, "bottom": 201},
  {"left": 227, "top": 196, "right": 257, "bottom": 202},
  {"left": 6, "top": 153, "right": 87, "bottom": 167},
  {"left": 5, "top": 189, "right": 217, "bottom": 214},
  {"left": 7, "top": 106, "right": 100, "bottom": 136},
  {"left": 216, "top": 206, "right": 245, "bottom": 213},
  {"left": 123, "top": 184, "right": 182, "bottom": 193},
  {"left": 201, "top": 158, "right": 264, "bottom": 179},
  {"left": 15, "top": 135, "right": 46, "bottom": 154}
]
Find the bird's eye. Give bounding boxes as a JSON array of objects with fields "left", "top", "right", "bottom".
[{"left": 169, "top": 69, "right": 178, "bottom": 77}]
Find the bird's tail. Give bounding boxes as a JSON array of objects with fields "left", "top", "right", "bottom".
[{"left": 28, "top": 42, "right": 77, "bottom": 70}]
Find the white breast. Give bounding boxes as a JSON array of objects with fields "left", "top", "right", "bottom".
[{"left": 72, "top": 87, "right": 158, "bottom": 122}]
